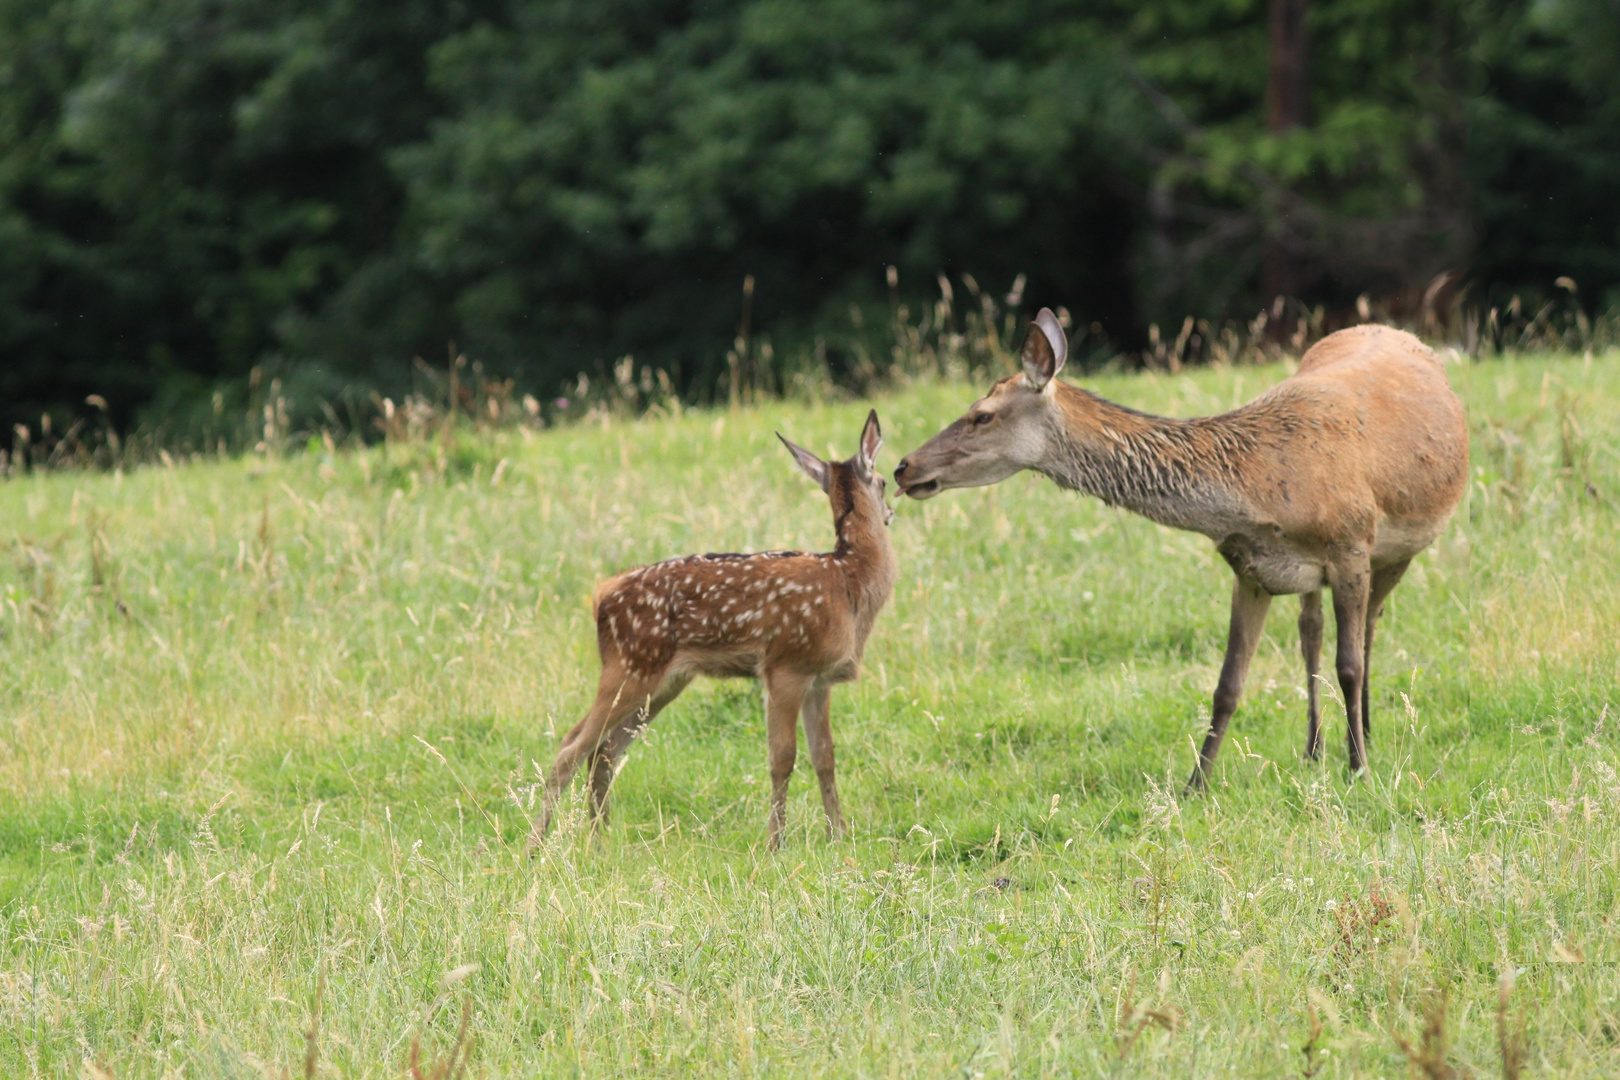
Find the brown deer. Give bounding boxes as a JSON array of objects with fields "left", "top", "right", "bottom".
[
  {"left": 894, "top": 310, "right": 1467, "bottom": 788},
  {"left": 531, "top": 410, "right": 896, "bottom": 850}
]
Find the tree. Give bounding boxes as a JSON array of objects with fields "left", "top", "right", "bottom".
[
  {"left": 1466, "top": 0, "right": 1620, "bottom": 311},
  {"left": 394, "top": 0, "right": 1161, "bottom": 389},
  {"left": 1261, "top": 0, "right": 1309, "bottom": 304},
  {"left": 0, "top": 0, "right": 495, "bottom": 436},
  {"left": 1129, "top": 0, "right": 1475, "bottom": 324},
  {"left": 1, "top": 0, "right": 1614, "bottom": 436}
]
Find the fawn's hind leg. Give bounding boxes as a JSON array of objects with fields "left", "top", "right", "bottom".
[
  {"left": 800, "top": 682, "right": 845, "bottom": 840},
  {"left": 531, "top": 664, "right": 663, "bottom": 849},
  {"left": 586, "top": 671, "right": 693, "bottom": 826}
]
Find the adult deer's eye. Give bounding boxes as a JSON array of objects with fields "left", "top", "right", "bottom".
[{"left": 973, "top": 412, "right": 994, "bottom": 426}]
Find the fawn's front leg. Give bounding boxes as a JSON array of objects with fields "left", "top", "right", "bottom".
[
  {"left": 800, "top": 682, "right": 845, "bottom": 840},
  {"left": 764, "top": 671, "right": 812, "bottom": 850}
]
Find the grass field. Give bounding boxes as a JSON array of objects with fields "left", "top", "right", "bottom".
[{"left": 2, "top": 349, "right": 1618, "bottom": 1078}]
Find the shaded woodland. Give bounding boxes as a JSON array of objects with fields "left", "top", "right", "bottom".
[{"left": 1, "top": 0, "right": 1615, "bottom": 433}]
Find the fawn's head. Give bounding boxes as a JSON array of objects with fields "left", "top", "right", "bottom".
[
  {"left": 893, "top": 308, "right": 1068, "bottom": 499},
  {"left": 778, "top": 410, "right": 893, "bottom": 530}
]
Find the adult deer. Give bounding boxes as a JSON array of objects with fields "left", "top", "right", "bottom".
[
  {"left": 531, "top": 411, "right": 896, "bottom": 850},
  {"left": 894, "top": 310, "right": 1467, "bottom": 787}
]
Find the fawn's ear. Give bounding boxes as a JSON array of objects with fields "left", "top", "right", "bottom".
[
  {"left": 857, "top": 410, "right": 882, "bottom": 473},
  {"left": 1021, "top": 307, "right": 1068, "bottom": 390},
  {"left": 778, "top": 433, "right": 831, "bottom": 492}
]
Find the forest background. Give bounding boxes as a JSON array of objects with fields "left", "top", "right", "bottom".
[{"left": 1, "top": 0, "right": 1615, "bottom": 438}]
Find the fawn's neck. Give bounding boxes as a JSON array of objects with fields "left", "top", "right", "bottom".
[{"left": 830, "top": 495, "right": 896, "bottom": 629}]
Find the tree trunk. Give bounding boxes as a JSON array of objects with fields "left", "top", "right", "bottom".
[
  {"left": 1266, "top": 0, "right": 1310, "bottom": 132},
  {"left": 1261, "top": 0, "right": 1309, "bottom": 306}
]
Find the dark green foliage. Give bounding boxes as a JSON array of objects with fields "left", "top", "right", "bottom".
[
  {"left": 1128, "top": 0, "right": 1476, "bottom": 315},
  {"left": 0, "top": 0, "right": 497, "bottom": 433},
  {"left": 1467, "top": 0, "right": 1620, "bottom": 311},
  {"left": 394, "top": 0, "right": 1161, "bottom": 390},
  {"left": 0, "top": 0, "right": 1614, "bottom": 435}
]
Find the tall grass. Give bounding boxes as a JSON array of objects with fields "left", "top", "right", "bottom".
[
  {"left": 9, "top": 273, "right": 1616, "bottom": 476},
  {"left": 0, "top": 350, "right": 1616, "bottom": 1077}
]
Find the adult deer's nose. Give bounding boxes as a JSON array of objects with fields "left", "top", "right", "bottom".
[{"left": 893, "top": 459, "right": 909, "bottom": 483}]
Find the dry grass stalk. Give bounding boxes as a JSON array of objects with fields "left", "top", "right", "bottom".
[
  {"left": 1497, "top": 973, "right": 1528, "bottom": 1080},
  {"left": 1394, "top": 988, "right": 1468, "bottom": 1080},
  {"left": 1299, "top": 998, "right": 1324, "bottom": 1078},
  {"left": 298, "top": 968, "right": 326, "bottom": 1080},
  {"left": 1331, "top": 884, "right": 1396, "bottom": 962},
  {"left": 408, "top": 996, "right": 474, "bottom": 1080},
  {"left": 1115, "top": 968, "right": 1181, "bottom": 1060}
]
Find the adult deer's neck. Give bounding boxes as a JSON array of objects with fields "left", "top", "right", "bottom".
[{"left": 1042, "top": 383, "right": 1262, "bottom": 533}]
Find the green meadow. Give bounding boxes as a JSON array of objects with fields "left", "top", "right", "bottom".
[{"left": 1, "top": 350, "right": 1617, "bottom": 1077}]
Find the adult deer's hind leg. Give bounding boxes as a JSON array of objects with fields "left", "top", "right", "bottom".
[
  {"left": 800, "top": 682, "right": 845, "bottom": 840},
  {"left": 586, "top": 671, "right": 693, "bottom": 826},
  {"left": 1188, "top": 576, "right": 1273, "bottom": 792},
  {"left": 1331, "top": 560, "right": 1372, "bottom": 774},
  {"left": 764, "top": 670, "right": 813, "bottom": 850},
  {"left": 1360, "top": 559, "right": 1411, "bottom": 748},
  {"left": 1300, "top": 589, "right": 1325, "bottom": 760}
]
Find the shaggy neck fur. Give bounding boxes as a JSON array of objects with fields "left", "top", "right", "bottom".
[{"left": 1041, "top": 384, "right": 1268, "bottom": 532}]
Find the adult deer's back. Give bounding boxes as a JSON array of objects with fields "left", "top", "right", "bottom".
[{"left": 1280, "top": 326, "right": 1467, "bottom": 559}]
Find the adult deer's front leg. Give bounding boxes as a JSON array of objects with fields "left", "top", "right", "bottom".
[
  {"left": 764, "top": 671, "right": 812, "bottom": 850},
  {"left": 1331, "top": 561, "right": 1372, "bottom": 773},
  {"left": 800, "top": 682, "right": 845, "bottom": 840},
  {"left": 1188, "top": 577, "right": 1272, "bottom": 791},
  {"left": 1300, "top": 589, "right": 1325, "bottom": 760}
]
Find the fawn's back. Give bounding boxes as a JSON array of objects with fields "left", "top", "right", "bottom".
[{"left": 594, "top": 548, "right": 881, "bottom": 683}]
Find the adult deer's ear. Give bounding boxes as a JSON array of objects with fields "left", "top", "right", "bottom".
[
  {"left": 1021, "top": 307, "right": 1069, "bottom": 390},
  {"left": 857, "top": 410, "right": 882, "bottom": 474},
  {"left": 778, "top": 433, "right": 831, "bottom": 492}
]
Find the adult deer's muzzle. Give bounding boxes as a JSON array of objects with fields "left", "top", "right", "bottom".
[{"left": 892, "top": 456, "right": 942, "bottom": 499}]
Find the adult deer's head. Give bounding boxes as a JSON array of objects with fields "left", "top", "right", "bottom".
[{"left": 893, "top": 308, "right": 1068, "bottom": 499}]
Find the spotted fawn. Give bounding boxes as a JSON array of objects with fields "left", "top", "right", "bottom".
[{"left": 531, "top": 410, "right": 896, "bottom": 849}]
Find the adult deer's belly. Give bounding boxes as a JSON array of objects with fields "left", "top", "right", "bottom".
[
  {"left": 1217, "top": 532, "right": 1326, "bottom": 596},
  {"left": 1370, "top": 515, "right": 1445, "bottom": 567}
]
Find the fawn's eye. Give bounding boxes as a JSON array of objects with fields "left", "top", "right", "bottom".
[{"left": 972, "top": 412, "right": 994, "bottom": 426}]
